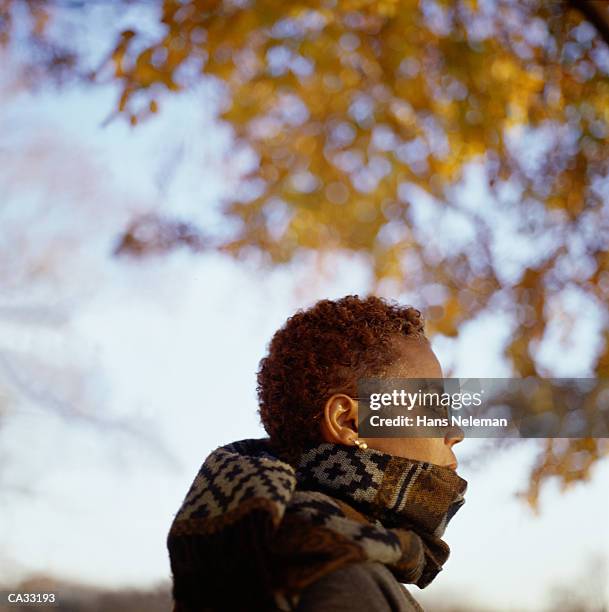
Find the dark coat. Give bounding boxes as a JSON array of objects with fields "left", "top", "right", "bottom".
[{"left": 294, "top": 561, "right": 425, "bottom": 611}]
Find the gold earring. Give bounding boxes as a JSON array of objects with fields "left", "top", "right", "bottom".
[{"left": 353, "top": 439, "right": 368, "bottom": 451}]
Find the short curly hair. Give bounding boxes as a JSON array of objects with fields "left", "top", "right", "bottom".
[{"left": 257, "top": 295, "right": 425, "bottom": 463}]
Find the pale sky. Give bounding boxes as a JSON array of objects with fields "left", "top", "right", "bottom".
[{"left": 0, "top": 49, "right": 608, "bottom": 612}]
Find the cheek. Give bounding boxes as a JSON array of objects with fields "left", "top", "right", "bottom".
[
  {"left": 428, "top": 438, "right": 449, "bottom": 462},
  {"left": 369, "top": 438, "right": 446, "bottom": 464},
  {"left": 408, "top": 438, "right": 446, "bottom": 463},
  {"left": 366, "top": 437, "right": 451, "bottom": 465}
]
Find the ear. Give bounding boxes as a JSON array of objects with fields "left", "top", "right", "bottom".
[{"left": 320, "top": 393, "right": 358, "bottom": 445}]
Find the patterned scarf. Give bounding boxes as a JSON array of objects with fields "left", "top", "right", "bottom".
[{"left": 168, "top": 438, "right": 467, "bottom": 611}]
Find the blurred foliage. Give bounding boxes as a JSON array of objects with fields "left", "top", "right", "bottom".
[{"left": 2, "top": 0, "right": 609, "bottom": 504}]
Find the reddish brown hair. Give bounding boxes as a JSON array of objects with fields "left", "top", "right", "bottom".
[{"left": 257, "top": 295, "right": 425, "bottom": 462}]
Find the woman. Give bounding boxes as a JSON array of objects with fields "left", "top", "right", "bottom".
[{"left": 167, "top": 295, "right": 467, "bottom": 611}]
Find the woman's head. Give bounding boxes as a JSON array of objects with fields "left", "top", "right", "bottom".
[{"left": 257, "top": 295, "right": 462, "bottom": 467}]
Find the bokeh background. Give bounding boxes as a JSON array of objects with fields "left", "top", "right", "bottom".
[{"left": 1, "top": 1, "right": 609, "bottom": 610}]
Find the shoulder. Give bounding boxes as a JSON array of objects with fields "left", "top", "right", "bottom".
[{"left": 295, "top": 561, "right": 424, "bottom": 612}]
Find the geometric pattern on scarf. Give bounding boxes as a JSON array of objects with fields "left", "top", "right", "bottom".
[
  {"left": 296, "top": 442, "right": 467, "bottom": 539},
  {"left": 177, "top": 438, "right": 296, "bottom": 522},
  {"left": 167, "top": 437, "right": 467, "bottom": 611}
]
